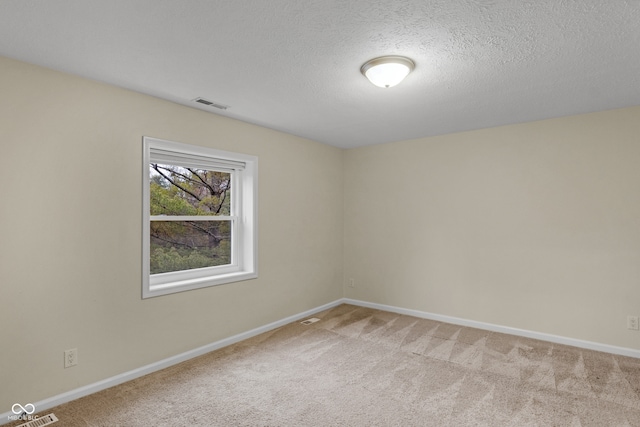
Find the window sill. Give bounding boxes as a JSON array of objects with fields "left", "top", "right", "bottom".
[{"left": 143, "top": 270, "right": 258, "bottom": 299}]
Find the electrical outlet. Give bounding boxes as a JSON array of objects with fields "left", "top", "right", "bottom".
[
  {"left": 348, "top": 278, "right": 355, "bottom": 288},
  {"left": 627, "top": 316, "right": 639, "bottom": 331},
  {"left": 64, "top": 348, "right": 78, "bottom": 368}
]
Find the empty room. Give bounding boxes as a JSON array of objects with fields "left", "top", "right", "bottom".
[{"left": 1, "top": 1, "right": 639, "bottom": 426}]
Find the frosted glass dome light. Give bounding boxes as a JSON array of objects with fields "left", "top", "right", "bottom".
[{"left": 360, "top": 56, "right": 415, "bottom": 88}]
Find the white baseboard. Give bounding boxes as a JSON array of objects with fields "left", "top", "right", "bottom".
[
  {"left": 4, "top": 297, "right": 639, "bottom": 425},
  {"left": 342, "top": 298, "right": 640, "bottom": 359},
  {"left": 0, "top": 299, "right": 344, "bottom": 426}
]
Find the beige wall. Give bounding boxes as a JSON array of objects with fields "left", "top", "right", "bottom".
[
  {"left": 0, "top": 56, "right": 344, "bottom": 408},
  {"left": 344, "top": 107, "right": 640, "bottom": 350}
]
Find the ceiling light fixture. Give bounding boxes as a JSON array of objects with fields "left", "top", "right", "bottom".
[{"left": 360, "top": 56, "right": 415, "bottom": 88}]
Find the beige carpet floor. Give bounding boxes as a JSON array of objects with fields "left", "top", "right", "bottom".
[{"left": 13, "top": 304, "right": 640, "bottom": 426}]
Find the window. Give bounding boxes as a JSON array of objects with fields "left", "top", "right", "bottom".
[{"left": 142, "top": 137, "right": 257, "bottom": 298}]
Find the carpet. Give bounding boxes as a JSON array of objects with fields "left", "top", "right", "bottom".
[{"left": 15, "top": 304, "right": 640, "bottom": 426}]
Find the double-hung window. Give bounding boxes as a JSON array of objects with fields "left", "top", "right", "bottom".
[{"left": 142, "top": 137, "right": 257, "bottom": 298}]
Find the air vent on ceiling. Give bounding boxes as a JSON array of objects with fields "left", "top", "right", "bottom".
[{"left": 193, "top": 97, "right": 229, "bottom": 110}]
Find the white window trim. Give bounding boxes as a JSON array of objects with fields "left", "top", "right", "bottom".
[{"left": 142, "top": 136, "right": 258, "bottom": 298}]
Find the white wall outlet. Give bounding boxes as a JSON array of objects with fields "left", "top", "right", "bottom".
[
  {"left": 627, "top": 316, "right": 639, "bottom": 331},
  {"left": 64, "top": 348, "right": 78, "bottom": 368},
  {"left": 348, "top": 278, "right": 355, "bottom": 288}
]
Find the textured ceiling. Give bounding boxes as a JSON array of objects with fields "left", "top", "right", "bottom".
[{"left": 0, "top": 0, "right": 639, "bottom": 148}]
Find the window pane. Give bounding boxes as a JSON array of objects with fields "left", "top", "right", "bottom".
[
  {"left": 150, "top": 220, "right": 231, "bottom": 274},
  {"left": 150, "top": 164, "right": 231, "bottom": 216}
]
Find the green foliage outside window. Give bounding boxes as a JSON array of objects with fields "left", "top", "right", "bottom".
[{"left": 149, "top": 164, "right": 232, "bottom": 274}]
